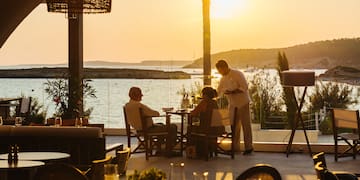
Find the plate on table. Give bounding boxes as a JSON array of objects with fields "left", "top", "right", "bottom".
[
  {"left": 176, "top": 109, "right": 187, "bottom": 113},
  {"left": 162, "top": 107, "right": 174, "bottom": 112}
]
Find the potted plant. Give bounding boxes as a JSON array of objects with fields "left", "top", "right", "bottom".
[
  {"left": 44, "top": 79, "right": 96, "bottom": 120},
  {"left": 23, "top": 97, "right": 47, "bottom": 126},
  {"left": 127, "top": 168, "right": 166, "bottom": 180},
  {"left": 27, "top": 113, "right": 46, "bottom": 126}
]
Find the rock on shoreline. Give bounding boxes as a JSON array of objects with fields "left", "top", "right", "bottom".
[{"left": 0, "top": 67, "right": 191, "bottom": 79}]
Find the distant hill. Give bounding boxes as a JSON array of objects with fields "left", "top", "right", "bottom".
[
  {"left": 0, "top": 67, "right": 190, "bottom": 79},
  {"left": 12, "top": 60, "right": 192, "bottom": 68},
  {"left": 184, "top": 38, "right": 360, "bottom": 69},
  {"left": 84, "top": 60, "right": 192, "bottom": 67}
]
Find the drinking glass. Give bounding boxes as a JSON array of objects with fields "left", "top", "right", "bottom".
[
  {"left": 169, "top": 162, "right": 185, "bottom": 180},
  {"left": 104, "top": 164, "right": 120, "bottom": 180},
  {"left": 193, "top": 171, "right": 208, "bottom": 180},
  {"left": 54, "top": 117, "right": 62, "bottom": 127},
  {"left": 15, "top": 117, "right": 22, "bottom": 126},
  {"left": 0, "top": 116, "right": 3, "bottom": 125},
  {"left": 75, "top": 117, "right": 82, "bottom": 127}
]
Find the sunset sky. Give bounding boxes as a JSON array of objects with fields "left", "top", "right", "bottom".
[{"left": 1, "top": 0, "right": 360, "bottom": 66}]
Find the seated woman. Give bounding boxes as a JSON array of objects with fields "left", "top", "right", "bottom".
[
  {"left": 190, "top": 87, "right": 225, "bottom": 135},
  {"left": 189, "top": 87, "right": 225, "bottom": 158}
]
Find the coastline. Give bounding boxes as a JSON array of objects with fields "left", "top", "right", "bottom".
[
  {"left": 318, "top": 66, "right": 360, "bottom": 85},
  {"left": 0, "top": 67, "right": 191, "bottom": 79}
]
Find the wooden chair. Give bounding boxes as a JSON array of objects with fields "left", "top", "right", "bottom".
[
  {"left": 33, "top": 163, "right": 88, "bottom": 180},
  {"left": 84, "top": 155, "right": 113, "bottom": 180},
  {"left": 111, "top": 147, "right": 131, "bottom": 175},
  {"left": 314, "top": 161, "right": 339, "bottom": 180},
  {"left": 188, "top": 107, "right": 237, "bottom": 160},
  {"left": 123, "top": 106, "right": 144, "bottom": 153},
  {"left": 330, "top": 108, "right": 360, "bottom": 161},
  {"left": 313, "top": 152, "right": 358, "bottom": 180},
  {"left": 15, "top": 97, "right": 31, "bottom": 118},
  {"left": 214, "top": 107, "right": 238, "bottom": 159},
  {"left": 312, "top": 152, "right": 327, "bottom": 169},
  {"left": 139, "top": 108, "right": 170, "bottom": 160},
  {"left": 123, "top": 106, "right": 169, "bottom": 160},
  {"left": 236, "top": 164, "right": 282, "bottom": 180}
]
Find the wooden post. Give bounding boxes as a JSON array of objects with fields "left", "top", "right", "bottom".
[
  {"left": 68, "top": 13, "right": 84, "bottom": 118},
  {"left": 202, "top": 0, "right": 211, "bottom": 86}
]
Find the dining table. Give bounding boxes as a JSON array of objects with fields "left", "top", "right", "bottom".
[
  {"left": 166, "top": 109, "right": 192, "bottom": 155},
  {"left": 0, "top": 152, "right": 70, "bottom": 163},
  {"left": 0, "top": 160, "right": 44, "bottom": 169},
  {"left": 0, "top": 160, "right": 45, "bottom": 180}
]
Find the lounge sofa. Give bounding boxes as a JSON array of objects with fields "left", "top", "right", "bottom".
[{"left": 0, "top": 126, "right": 105, "bottom": 165}]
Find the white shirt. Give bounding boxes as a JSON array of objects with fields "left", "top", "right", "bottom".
[
  {"left": 124, "top": 99, "right": 160, "bottom": 130},
  {"left": 217, "top": 68, "right": 251, "bottom": 108}
]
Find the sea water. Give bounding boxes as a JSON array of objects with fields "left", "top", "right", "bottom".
[
  {"left": 0, "top": 66, "right": 205, "bottom": 128},
  {"left": 0, "top": 67, "right": 357, "bottom": 128}
]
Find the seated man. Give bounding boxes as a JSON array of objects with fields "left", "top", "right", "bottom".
[{"left": 124, "top": 87, "right": 178, "bottom": 156}]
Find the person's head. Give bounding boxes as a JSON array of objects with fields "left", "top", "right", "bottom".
[
  {"left": 202, "top": 87, "right": 217, "bottom": 99},
  {"left": 215, "top": 60, "right": 230, "bottom": 76},
  {"left": 128, "top": 87, "right": 143, "bottom": 101}
]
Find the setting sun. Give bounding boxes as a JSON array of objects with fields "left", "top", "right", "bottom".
[{"left": 210, "top": 0, "right": 247, "bottom": 19}]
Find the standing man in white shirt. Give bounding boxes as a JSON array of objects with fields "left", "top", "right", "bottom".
[{"left": 216, "top": 60, "right": 253, "bottom": 155}]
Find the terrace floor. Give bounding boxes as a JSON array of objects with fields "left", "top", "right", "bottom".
[{"left": 106, "top": 135, "right": 360, "bottom": 180}]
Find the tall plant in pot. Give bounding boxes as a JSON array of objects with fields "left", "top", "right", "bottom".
[{"left": 44, "top": 79, "right": 96, "bottom": 119}]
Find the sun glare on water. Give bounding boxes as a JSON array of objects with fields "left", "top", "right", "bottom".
[{"left": 210, "top": 0, "right": 247, "bottom": 19}]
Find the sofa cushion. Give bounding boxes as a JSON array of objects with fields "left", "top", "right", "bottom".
[
  {"left": 0, "top": 126, "right": 12, "bottom": 135},
  {"left": 10, "top": 126, "right": 102, "bottom": 138}
]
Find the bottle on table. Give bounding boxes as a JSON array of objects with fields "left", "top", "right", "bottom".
[{"left": 7, "top": 145, "right": 13, "bottom": 164}]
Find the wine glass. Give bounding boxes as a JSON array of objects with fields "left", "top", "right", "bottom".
[
  {"left": 15, "top": 117, "right": 22, "bottom": 126},
  {"left": 75, "top": 117, "right": 82, "bottom": 127},
  {"left": 104, "top": 164, "right": 120, "bottom": 180},
  {"left": 193, "top": 171, "right": 208, "bottom": 180},
  {"left": 169, "top": 162, "right": 185, "bottom": 180}
]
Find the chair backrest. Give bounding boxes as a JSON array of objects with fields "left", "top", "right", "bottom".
[
  {"left": 312, "top": 152, "right": 327, "bottom": 168},
  {"left": 211, "top": 109, "right": 231, "bottom": 127},
  {"left": 123, "top": 106, "right": 133, "bottom": 148},
  {"left": 112, "top": 147, "right": 131, "bottom": 175},
  {"left": 86, "top": 155, "right": 113, "bottom": 180},
  {"left": 34, "top": 163, "right": 88, "bottom": 180},
  {"left": 20, "top": 97, "right": 31, "bottom": 114},
  {"left": 314, "top": 156, "right": 357, "bottom": 180},
  {"left": 15, "top": 97, "right": 32, "bottom": 117},
  {"left": 123, "top": 105, "right": 145, "bottom": 131},
  {"left": 236, "top": 164, "right": 282, "bottom": 180},
  {"left": 314, "top": 161, "right": 339, "bottom": 180},
  {"left": 210, "top": 107, "right": 237, "bottom": 127},
  {"left": 331, "top": 108, "right": 360, "bottom": 130}
]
